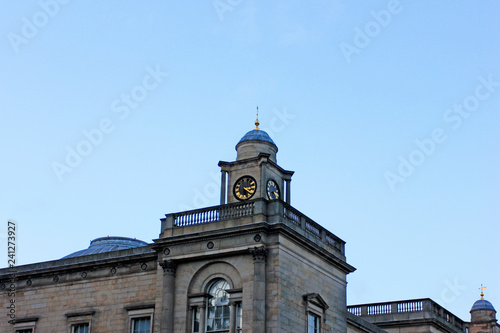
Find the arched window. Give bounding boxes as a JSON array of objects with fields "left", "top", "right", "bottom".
[
  {"left": 188, "top": 265, "right": 243, "bottom": 333},
  {"left": 206, "top": 279, "right": 230, "bottom": 332}
]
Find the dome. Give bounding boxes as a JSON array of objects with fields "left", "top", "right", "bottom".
[
  {"left": 235, "top": 111, "right": 279, "bottom": 162},
  {"left": 236, "top": 129, "right": 277, "bottom": 148},
  {"left": 235, "top": 128, "right": 278, "bottom": 162},
  {"left": 62, "top": 236, "right": 149, "bottom": 258},
  {"left": 471, "top": 299, "right": 496, "bottom": 312}
]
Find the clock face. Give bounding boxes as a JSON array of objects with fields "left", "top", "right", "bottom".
[
  {"left": 234, "top": 176, "right": 257, "bottom": 200},
  {"left": 266, "top": 179, "right": 280, "bottom": 200}
]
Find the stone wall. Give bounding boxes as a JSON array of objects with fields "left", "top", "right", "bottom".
[
  {"left": 273, "top": 233, "right": 348, "bottom": 333},
  {"left": 0, "top": 252, "right": 157, "bottom": 332}
]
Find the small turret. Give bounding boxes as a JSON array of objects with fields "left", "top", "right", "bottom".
[
  {"left": 235, "top": 107, "right": 278, "bottom": 162},
  {"left": 468, "top": 285, "right": 499, "bottom": 333}
]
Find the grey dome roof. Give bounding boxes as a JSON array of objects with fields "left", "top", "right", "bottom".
[
  {"left": 236, "top": 129, "right": 277, "bottom": 147},
  {"left": 62, "top": 236, "right": 148, "bottom": 258},
  {"left": 471, "top": 299, "right": 496, "bottom": 312}
]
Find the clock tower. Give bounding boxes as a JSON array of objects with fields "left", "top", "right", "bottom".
[{"left": 218, "top": 110, "right": 294, "bottom": 205}]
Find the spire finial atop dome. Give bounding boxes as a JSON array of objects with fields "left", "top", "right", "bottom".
[
  {"left": 480, "top": 284, "right": 487, "bottom": 300},
  {"left": 255, "top": 106, "right": 260, "bottom": 130}
]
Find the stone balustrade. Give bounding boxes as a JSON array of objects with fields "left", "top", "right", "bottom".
[
  {"left": 173, "top": 201, "right": 255, "bottom": 227},
  {"left": 282, "top": 202, "right": 345, "bottom": 255},
  {"left": 347, "top": 298, "right": 466, "bottom": 333},
  {"left": 160, "top": 198, "right": 345, "bottom": 255}
]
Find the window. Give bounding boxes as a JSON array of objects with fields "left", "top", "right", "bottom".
[
  {"left": 192, "top": 307, "right": 200, "bottom": 333},
  {"left": 127, "top": 307, "right": 154, "bottom": 333},
  {"left": 303, "top": 293, "right": 329, "bottom": 333},
  {"left": 307, "top": 313, "right": 320, "bottom": 333},
  {"left": 131, "top": 317, "right": 151, "bottom": 333},
  {"left": 188, "top": 276, "right": 242, "bottom": 333},
  {"left": 206, "top": 279, "right": 230, "bottom": 333},
  {"left": 236, "top": 302, "right": 243, "bottom": 333},
  {"left": 14, "top": 320, "right": 37, "bottom": 333},
  {"left": 66, "top": 310, "right": 93, "bottom": 333},
  {"left": 71, "top": 323, "right": 89, "bottom": 333}
]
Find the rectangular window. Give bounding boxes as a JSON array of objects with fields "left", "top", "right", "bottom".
[
  {"left": 304, "top": 293, "right": 328, "bottom": 333},
  {"left": 66, "top": 311, "right": 93, "bottom": 333},
  {"left": 192, "top": 307, "right": 200, "bottom": 333},
  {"left": 308, "top": 313, "right": 319, "bottom": 333},
  {"left": 14, "top": 320, "right": 37, "bottom": 333},
  {"left": 206, "top": 304, "right": 230, "bottom": 332},
  {"left": 131, "top": 317, "right": 151, "bottom": 333},
  {"left": 127, "top": 307, "right": 154, "bottom": 333},
  {"left": 236, "top": 303, "right": 243, "bottom": 333},
  {"left": 71, "top": 323, "right": 89, "bottom": 333}
]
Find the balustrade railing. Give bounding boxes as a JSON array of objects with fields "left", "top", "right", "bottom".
[
  {"left": 398, "top": 300, "right": 423, "bottom": 312},
  {"left": 368, "top": 303, "right": 391, "bottom": 315},
  {"left": 283, "top": 202, "right": 345, "bottom": 254},
  {"left": 283, "top": 205, "right": 300, "bottom": 226},
  {"left": 305, "top": 218, "right": 321, "bottom": 237},
  {"left": 347, "top": 306, "right": 361, "bottom": 316},
  {"left": 173, "top": 201, "right": 255, "bottom": 227},
  {"left": 347, "top": 299, "right": 466, "bottom": 332},
  {"left": 164, "top": 200, "right": 346, "bottom": 255}
]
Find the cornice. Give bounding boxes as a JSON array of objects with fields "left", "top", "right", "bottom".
[
  {"left": 373, "top": 317, "right": 465, "bottom": 333},
  {"left": 0, "top": 249, "right": 157, "bottom": 281},
  {"left": 218, "top": 152, "right": 294, "bottom": 175},
  {"left": 154, "top": 220, "right": 355, "bottom": 274}
]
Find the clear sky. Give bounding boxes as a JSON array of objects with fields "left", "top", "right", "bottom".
[{"left": 1, "top": 0, "right": 498, "bottom": 321}]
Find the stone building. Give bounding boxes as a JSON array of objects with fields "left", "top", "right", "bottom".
[
  {"left": 347, "top": 292, "right": 499, "bottom": 333},
  {"left": 467, "top": 290, "right": 499, "bottom": 333},
  {"left": 0, "top": 119, "right": 354, "bottom": 333},
  {"left": 0, "top": 119, "right": 498, "bottom": 333}
]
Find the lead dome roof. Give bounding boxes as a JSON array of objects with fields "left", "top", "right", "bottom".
[
  {"left": 236, "top": 129, "right": 277, "bottom": 148},
  {"left": 471, "top": 299, "right": 496, "bottom": 312},
  {"left": 62, "top": 236, "right": 148, "bottom": 258}
]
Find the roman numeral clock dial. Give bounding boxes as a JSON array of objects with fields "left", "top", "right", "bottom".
[
  {"left": 266, "top": 179, "right": 280, "bottom": 200},
  {"left": 234, "top": 176, "right": 257, "bottom": 200}
]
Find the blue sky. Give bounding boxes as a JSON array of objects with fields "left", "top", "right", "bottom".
[{"left": 1, "top": 0, "right": 498, "bottom": 321}]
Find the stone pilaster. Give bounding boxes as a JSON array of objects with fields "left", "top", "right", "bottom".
[
  {"left": 249, "top": 246, "right": 267, "bottom": 333},
  {"left": 159, "top": 260, "right": 176, "bottom": 333}
]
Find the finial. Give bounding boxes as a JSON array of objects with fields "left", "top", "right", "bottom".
[
  {"left": 255, "top": 106, "right": 260, "bottom": 130},
  {"left": 480, "top": 284, "right": 487, "bottom": 300}
]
